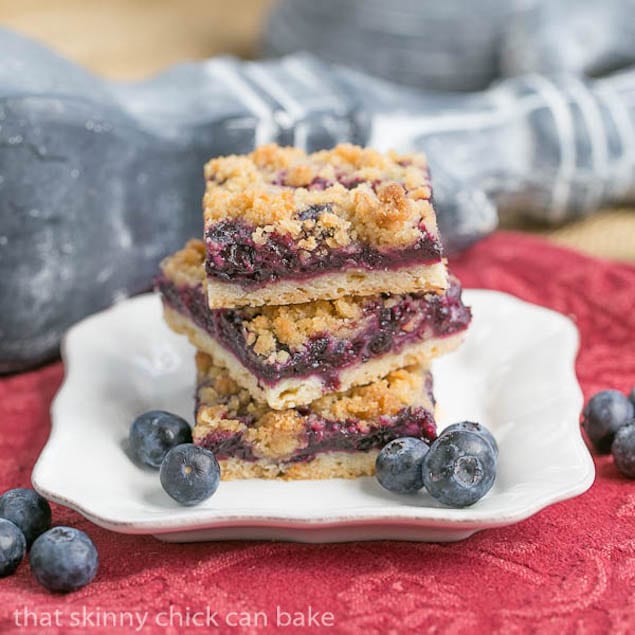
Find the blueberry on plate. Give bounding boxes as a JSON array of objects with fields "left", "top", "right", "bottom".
[
  {"left": 440, "top": 421, "right": 498, "bottom": 456},
  {"left": 422, "top": 430, "right": 497, "bottom": 507},
  {"left": 129, "top": 410, "right": 192, "bottom": 468},
  {"left": 0, "top": 488, "right": 52, "bottom": 547},
  {"left": 30, "top": 527, "right": 99, "bottom": 593},
  {"left": 375, "top": 437, "right": 429, "bottom": 494},
  {"left": 612, "top": 423, "right": 635, "bottom": 478},
  {"left": 0, "top": 518, "right": 26, "bottom": 577},
  {"left": 582, "top": 390, "right": 634, "bottom": 453},
  {"left": 160, "top": 444, "right": 220, "bottom": 506},
  {"left": 629, "top": 387, "right": 635, "bottom": 407}
]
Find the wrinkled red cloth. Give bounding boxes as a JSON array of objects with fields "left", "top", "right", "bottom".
[{"left": 1, "top": 231, "right": 634, "bottom": 635}]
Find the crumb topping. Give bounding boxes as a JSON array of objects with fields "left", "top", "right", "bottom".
[
  {"left": 240, "top": 297, "right": 364, "bottom": 356},
  {"left": 311, "top": 366, "right": 431, "bottom": 422},
  {"left": 203, "top": 144, "right": 438, "bottom": 250},
  {"left": 244, "top": 410, "right": 306, "bottom": 458},
  {"left": 194, "top": 351, "right": 432, "bottom": 459},
  {"left": 159, "top": 239, "right": 206, "bottom": 287}
]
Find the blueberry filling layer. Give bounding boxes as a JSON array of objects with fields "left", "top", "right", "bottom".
[
  {"left": 204, "top": 220, "right": 443, "bottom": 287},
  {"left": 156, "top": 276, "right": 470, "bottom": 391},
  {"left": 195, "top": 406, "right": 436, "bottom": 464}
]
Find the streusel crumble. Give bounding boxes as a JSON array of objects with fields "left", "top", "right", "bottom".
[{"left": 203, "top": 144, "right": 447, "bottom": 307}]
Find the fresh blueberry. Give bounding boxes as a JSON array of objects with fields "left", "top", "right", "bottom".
[
  {"left": 0, "top": 488, "right": 51, "bottom": 547},
  {"left": 582, "top": 390, "right": 634, "bottom": 453},
  {"left": 422, "top": 430, "right": 497, "bottom": 507},
  {"left": 160, "top": 444, "right": 220, "bottom": 506},
  {"left": 629, "top": 387, "right": 635, "bottom": 408},
  {"left": 441, "top": 421, "right": 498, "bottom": 456},
  {"left": 612, "top": 423, "right": 635, "bottom": 478},
  {"left": 30, "top": 527, "right": 99, "bottom": 592},
  {"left": 0, "top": 518, "right": 26, "bottom": 577},
  {"left": 375, "top": 437, "right": 429, "bottom": 494},
  {"left": 129, "top": 410, "right": 192, "bottom": 468}
]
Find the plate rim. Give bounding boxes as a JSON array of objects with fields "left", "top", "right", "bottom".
[{"left": 32, "top": 289, "right": 595, "bottom": 536}]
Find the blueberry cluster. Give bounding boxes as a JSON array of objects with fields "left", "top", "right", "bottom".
[
  {"left": 582, "top": 388, "right": 635, "bottom": 477},
  {"left": 375, "top": 421, "right": 497, "bottom": 507},
  {"left": 0, "top": 488, "right": 98, "bottom": 592},
  {"left": 128, "top": 411, "right": 221, "bottom": 506}
]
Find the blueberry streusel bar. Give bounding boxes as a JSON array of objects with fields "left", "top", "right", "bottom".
[
  {"left": 203, "top": 143, "right": 448, "bottom": 308},
  {"left": 193, "top": 351, "right": 437, "bottom": 480},
  {"left": 157, "top": 240, "right": 470, "bottom": 410}
]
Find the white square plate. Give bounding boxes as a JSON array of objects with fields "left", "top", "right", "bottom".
[{"left": 32, "top": 291, "right": 594, "bottom": 543}]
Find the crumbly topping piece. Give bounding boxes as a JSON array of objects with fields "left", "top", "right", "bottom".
[
  {"left": 310, "top": 366, "right": 431, "bottom": 422},
  {"left": 239, "top": 297, "right": 364, "bottom": 356},
  {"left": 194, "top": 352, "right": 432, "bottom": 458},
  {"left": 159, "top": 239, "right": 206, "bottom": 287},
  {"left": 203, "top": 144, "right": 438, "bottom": 250},
  {"left": 244, "top": 410, "right": 306, "bottom": 459}
]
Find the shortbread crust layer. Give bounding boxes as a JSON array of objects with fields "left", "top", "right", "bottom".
[{"left": 204, "top": 262, "right": 448, "bottom": 309}]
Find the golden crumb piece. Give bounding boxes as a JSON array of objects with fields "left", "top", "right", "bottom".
[
  {"left": 311, "top": 366, "right": 423, "bottom": 422},
  {"left": 159, "top": 239, "right": 206, "bottom": 287},
  {"left": 203, "top": 143, "right": 438, "bottom": 251},
  {"left": 253, "top": 331, "right": 276, "bottom": 356},
  {"left": 244, "top": 410, "right": 306, "bottom": 459}
]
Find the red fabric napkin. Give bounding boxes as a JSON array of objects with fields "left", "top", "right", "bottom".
[{"left": 1, "top": 231, "right": 634, "bottom": 635}]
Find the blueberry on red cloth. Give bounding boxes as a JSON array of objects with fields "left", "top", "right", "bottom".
[
  {"left": 0, "top": 518, "right": 26, "bottom": 577},
  {"left": 582, "top": 390, "right": 634, "bottom": 453},
  {"left": 129, "top": 410, "right": 192, "bottom": 469},
  {"left": 423, "top": 430, "right": 497, "bottom": 507},
  {"left": 30, "top": 527, "right": 99, "bottom": 593},
  {"left": 160, "top": 444, "right": 220, "bottom": 506},
  {"left": 0, "top": 488, "right": 51, "bottom": 547},
  {"left": 375, "top": 437, "right": 429, "bottom": 494},
  {"left": 612, "top": 423, "right": 635, "bottom": 478}
]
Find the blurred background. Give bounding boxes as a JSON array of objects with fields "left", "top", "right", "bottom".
[
  {"left": 1, "top": 0, "right": 634, "bottom": 374},
  {"left": 0, "top": 0, "right": 632, "bottom": 260}
]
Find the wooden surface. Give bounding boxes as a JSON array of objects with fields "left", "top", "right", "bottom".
[
  {"left": 502, "top": 209, "right": 635, "bottom": 262},
  {"left": 0, "top": 0, "right": 274, "bottom": 78},
  {"left": 0, "top": 0, "right": 633, "bottom": 261}
]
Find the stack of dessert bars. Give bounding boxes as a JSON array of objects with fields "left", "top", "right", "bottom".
[{"left": 156, "top": 144, "right": 471, "bottom": 480}]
